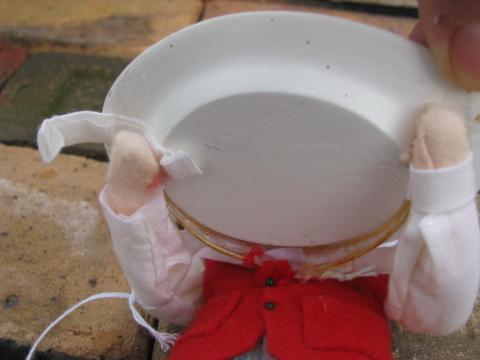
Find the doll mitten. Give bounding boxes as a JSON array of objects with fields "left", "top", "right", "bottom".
[
  {"left": 412, "top": 104, "right": 470, "bottom": 169},
  {"left": 106, "top": 131, "right": 165, "bottom": 215}
]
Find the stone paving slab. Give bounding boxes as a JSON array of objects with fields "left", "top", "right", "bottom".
[
  {"left": 0, "top": 144, "right": 152, "bottom": 359},
  {"left": 151, "top": 323, "right": 184, "bottom": 360},
  {"left": 0, "top": 53, "right": 129, "bottom": 159},
  {"left": 0, "top": 0, "right": 203, "bottom": 58},
  {"left": 392, "top": 302, "right": 480, "bottom": 359},
  {"left": 203, "top": 0, "right": 417, "bottom": 37},
  {"left": 0, "top": 42, "right": 27, "bottom": 90}
]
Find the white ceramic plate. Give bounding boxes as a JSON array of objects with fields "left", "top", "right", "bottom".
[{"left": 103, "top": 11, "right": 477, "bottom": 246}]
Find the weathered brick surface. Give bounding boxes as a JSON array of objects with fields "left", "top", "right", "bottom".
[
  {"left": 203, "top": 0, "right": 416, "bottom": 37},
  {"left": 0, "top": 144, "right": 151, "bottom": 359},
  {"left": 0, "top": 0, "right": 204, "bottom": 58},
  {"left": 0, "top": 53, "right": 128, "bottom": 159},
  {"left": 0, "top": 42, "right": 27, "bottom": 90},
  {"left": 331, "top": 0, "right": 417, "bottom": 7}
]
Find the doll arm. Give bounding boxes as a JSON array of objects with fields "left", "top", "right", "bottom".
[
  {"left": 386, "top": 105, "right": 480, "bottom": 335},
  {"left": 100, "top": 132, "right": 204, "bottom": 325}
]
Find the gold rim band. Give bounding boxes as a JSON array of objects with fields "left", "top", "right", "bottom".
[
  {"left": 298, "top": 201, "right": 410, "bottom": 278},
  {"left": 165, "top": 194, "right": 410, "bottom": 275}
]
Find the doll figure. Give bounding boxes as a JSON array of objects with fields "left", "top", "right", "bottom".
[
  {"left": 32, "top": 12, "right": 480, "bottom": 360},
  {"left": 100, "top": 104, "right": 479, "bottom": 360}
]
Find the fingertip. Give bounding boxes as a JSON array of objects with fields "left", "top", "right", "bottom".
[
  {"left": 409, "top": 22, "right": 428, "bottom": 47},
  {"left": 418, "top": 0, "right": 480, "bottom": 90},
  {"left": 450, "top": 22, "right": 480, "bottom": 91}
]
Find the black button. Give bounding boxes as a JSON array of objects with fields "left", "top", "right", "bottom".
[
  {"left": 264, "top": 301, "right": 275, "bottom": 310},
  {"left": 265, "top": 278, "right": 276, "bottom": 287}
]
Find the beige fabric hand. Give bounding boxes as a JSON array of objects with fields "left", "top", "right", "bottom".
[
  {"left": 412, "top": 104, "right": 470, "bottom": 170},
  {"left": 106, "top": 131, "right": 165, "bottom": 215}
]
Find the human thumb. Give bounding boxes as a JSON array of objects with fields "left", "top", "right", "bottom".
[{"left": 418, "top": 0, "right": 480, "bottom": 90}]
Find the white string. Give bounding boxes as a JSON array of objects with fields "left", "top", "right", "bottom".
[
  {"left": 26, "top": 292, "right": 178, "bottom": 360},
  {"left": 128, "top": 292, "right": 179, "bottom": 352}
]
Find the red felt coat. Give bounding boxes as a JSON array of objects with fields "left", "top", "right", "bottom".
[{"left": 169, "top": 260, "right": 392, "bottom": 360}]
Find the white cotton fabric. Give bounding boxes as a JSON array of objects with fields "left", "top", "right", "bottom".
[
  {"left": 38, "top": 112, "right": 202, "bottom": 180},
  {"left": 408, "top": 154, "right": 477, "bottom": 213},
  {"left": 38, "top": 111, "right": 480, "bottom": 336},
  {"left": 100, "top": 189, "right": 205, "bottom": 325},
  {"left": 387, "top": 155, "right": 480, "bottom": 335},
  {"left": 386, "top": 203, "right": 480, "bottom": 335},
  {"left": 37, "top": 111, "right": 163, "bottom": 161}
]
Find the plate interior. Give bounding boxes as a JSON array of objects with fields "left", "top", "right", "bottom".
[{"left": 164, "top": 92, "right": 408, "bottom": 246}]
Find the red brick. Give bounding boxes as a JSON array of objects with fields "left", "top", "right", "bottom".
[
  {"left": 0, "top": 42, "right": 27, "bottom": 88},
  {"left": 202, "top": 0, "right": 416, "bottom": 38},
  {"left": 0, "top": 0, "right": 203, "bottom": 59}
]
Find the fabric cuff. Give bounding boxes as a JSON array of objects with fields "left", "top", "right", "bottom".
[{"left": 408, "top": 154, "right": 477, "bottom": 213}]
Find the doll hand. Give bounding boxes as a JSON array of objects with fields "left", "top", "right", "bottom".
[
  {"left": 105, "top": 131, "right": 166, "bottom": 215},
  {"left": 412, "top": 104, "right": 470, "bottom": 169}
]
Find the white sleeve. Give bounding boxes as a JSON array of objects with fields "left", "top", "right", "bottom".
[
  {"left": 386, "top": 155, "right": 480, "bottom": 335},
  {"left": 99, "top": 187, "right": 204, "bottom": 325}
]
